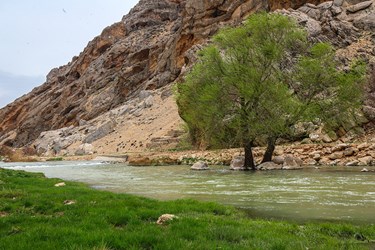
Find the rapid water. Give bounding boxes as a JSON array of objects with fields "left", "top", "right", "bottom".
[{"left": 1, "top": 161, "right": 374, "bottom": 223}]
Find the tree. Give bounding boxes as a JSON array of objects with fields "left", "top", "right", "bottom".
[{"left": 176, "top": 13, "right": 366, "bottom": 170}]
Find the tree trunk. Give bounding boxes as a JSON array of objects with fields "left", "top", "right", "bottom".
[
  {"left": 261, "top": 137, "right": 277, "bottom": 163},
  {"left": 244, "top": 141, "right": 256, "bottom": 170}
]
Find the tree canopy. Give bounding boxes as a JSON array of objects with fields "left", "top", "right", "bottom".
[{"left": 176, "top": 13, "right": 366, "bottom": 170}]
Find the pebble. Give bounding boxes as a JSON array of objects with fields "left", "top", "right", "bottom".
[{"left": 63, "top": 200, "right": 76, "bottom": 205}]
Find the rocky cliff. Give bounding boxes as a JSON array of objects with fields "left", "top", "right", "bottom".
[{"left": 0, "top": 0, "right": 374, "bottom": 156}]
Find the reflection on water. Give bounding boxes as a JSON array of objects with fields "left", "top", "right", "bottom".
[{"left": 1, "top": 161, "right": 375, "bottom": 223}]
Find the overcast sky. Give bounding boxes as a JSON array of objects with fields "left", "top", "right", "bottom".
[{"left": 0, "top": 0, "right": 139, "bottom": 108}]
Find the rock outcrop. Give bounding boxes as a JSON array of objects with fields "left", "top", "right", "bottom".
[
  {"left": 191, "top": 161, "right": 210, "bottom": 170},
  {"left": 0, "top": 0, "right": 374, "bottom": 156}
]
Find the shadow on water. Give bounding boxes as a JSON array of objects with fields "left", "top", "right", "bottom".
[{"left": 1, "top": 161, "right": 375, "bottom": 223}]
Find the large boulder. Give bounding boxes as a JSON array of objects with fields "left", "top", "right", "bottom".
[
  {"left": 272, "top": 156, "right": 285, "bottom": 165},
  {"left": 75, "top": 143, "right": 94, "bottom": 155},
  {"left": 257, "top": 162, "right": 283, "bottom": 170},
  {"left": 353, "top": 12, "right": 375, "bottom": 30},
  {"left": 282, "top": 155, "right": 303, "bottom": 170},
  {"left": 191, "top": 161, "right": 209, "bottom": 170},
  {"left": 230, "top": 156, "right": 247, "bottom": 170}
]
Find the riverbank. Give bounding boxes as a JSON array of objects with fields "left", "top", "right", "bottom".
[
  {"left": 104, "top": 141, "right": 375, "bottom": 168},
  {"left": 1, "top": 134, "right": 375, "bottom": 168},
  {"left": 0, "top": 168, "right": 374, "bottom": 249}
]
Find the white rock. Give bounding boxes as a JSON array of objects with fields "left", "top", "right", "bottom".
[
  {"left": 63, "top": 200, "right": 76, "bottom": 205},
  {"left": 156, "top": 214, "right": 178, "bottom": 225},
  {"left": 346, "top": 160, "right": 359, "bottom": 166}
]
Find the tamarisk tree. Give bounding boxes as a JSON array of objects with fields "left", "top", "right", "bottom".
[{"left": 176, "top": 13, "right": 365, "bottom": 170}]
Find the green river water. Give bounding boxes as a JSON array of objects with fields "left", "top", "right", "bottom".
[{"left": 1, "top": 161, "right": 374, "bottom": 223}]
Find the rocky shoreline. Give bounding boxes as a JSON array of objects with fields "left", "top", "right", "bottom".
[
  {"left": 123, "top": 140, "right": 375, "bottom": 169},
  {"left": 1, "top": 140, "right": 374, "bottom": 173}
]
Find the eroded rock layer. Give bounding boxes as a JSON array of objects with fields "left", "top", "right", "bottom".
[{"left": 0, "top": 0, "right": 374, "bottom": 155}]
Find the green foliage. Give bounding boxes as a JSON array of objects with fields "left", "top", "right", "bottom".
[
  {"left": 292, "top": 43, "right": 366, "bottom": 129},
  {"left": 0, "top": 168, "right": 374, "bottom": 249},
  {"left": 176, "top": 12, "right": 365, "bottom": 153}
]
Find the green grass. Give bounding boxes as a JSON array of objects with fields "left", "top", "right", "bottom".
[
  {"left": 0, "top": 168, "right": 374, "bottom": 249},
  {"left": 45, "top": 157, "right": 64, "bottom": 161}
]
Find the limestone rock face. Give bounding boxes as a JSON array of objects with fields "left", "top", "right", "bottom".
[
  {"left": 0, "top": 0, "right": 270, "bottom": 147},
  {"left": 0, "top": 0, "right": 374, "bottom": 152}
]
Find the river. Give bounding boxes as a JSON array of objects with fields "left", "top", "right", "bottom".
[{"left": 1, "top": 161, "right": 374, "bottom": 223}]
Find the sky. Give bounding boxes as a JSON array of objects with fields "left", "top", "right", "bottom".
[{"left": 0, "top": 0, "right": 139, "bottom": 108}]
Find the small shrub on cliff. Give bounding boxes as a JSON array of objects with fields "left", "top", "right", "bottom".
[{"left": 176, "top": 12, "right": 366, "bottom": 170}]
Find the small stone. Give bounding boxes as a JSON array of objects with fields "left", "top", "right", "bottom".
[
  {"left": 361, "top": 168, "right": 369, "bottom": 172},
  {"left": 332, "top": 143, "right": 348, "bottom": 152},
  {"left": 333, "top": 0, "right": 344, "bottom": 6},
  {"left": 331, "top": 6, "right": 342, "bottom": 15},
  {"left": 54, "top": 182, "right": 66, "bottom": 187},
  {"left": 0, "top": 212, "right": 9, "bottom": 217},
  {"left": 318, "top": 1, "right": 333, "bottom": 9},
  {"left": 346, "top": 160, "right": 359, "bottom": 166},
  {"left": 306, "top": 3, "right": 318, "bottom": 8},
  {"left": 309, "top": 151, "right": 322, "bottom": 156},
  {"left": 143, "top": 95, "right": 154, "bottom": 108},
  {"left": 63, "top": 200, "right": 76, "bottom": 205},
  {"left": 191, "top": 161, "right": 209, "bottom": 170},
  {"left": 329, "top": 152, "right": 344, "bottom": 160},
  {"left": 319, "top": 157, "right": 330, "bottom": 165},
  {"left": 156, "top": 214, "right": 178, "bottom": 225},
  {"left": 358, "top": 156, "right": 373, "bottom": 166},
  {"left": 307, "top": 160, "right": 318, "bottom": 165},
  {"left": 321, "top": 135, "right": 333, "bottom": 143},
  {"left": 273, "top": 149, "right": 284, "bottom": 156},
  {"left": 357, "top": 142, "right": 369, "bottom": 150},
  {"left": 343, "top": 148, "right": 356, "bottom": 157},
  {"left": 347, "top": 1, "right": 373, "bottom": 13},
  {"left": 309, "top": 133, "right": 320, "bottom": 142},
  {"left": 312, "top": 154, "right": 321, "bottom": 161}
]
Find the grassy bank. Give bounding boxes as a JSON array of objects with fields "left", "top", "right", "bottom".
[{"left": 0, "top": 169, "right": 374, "bottom": 249}]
